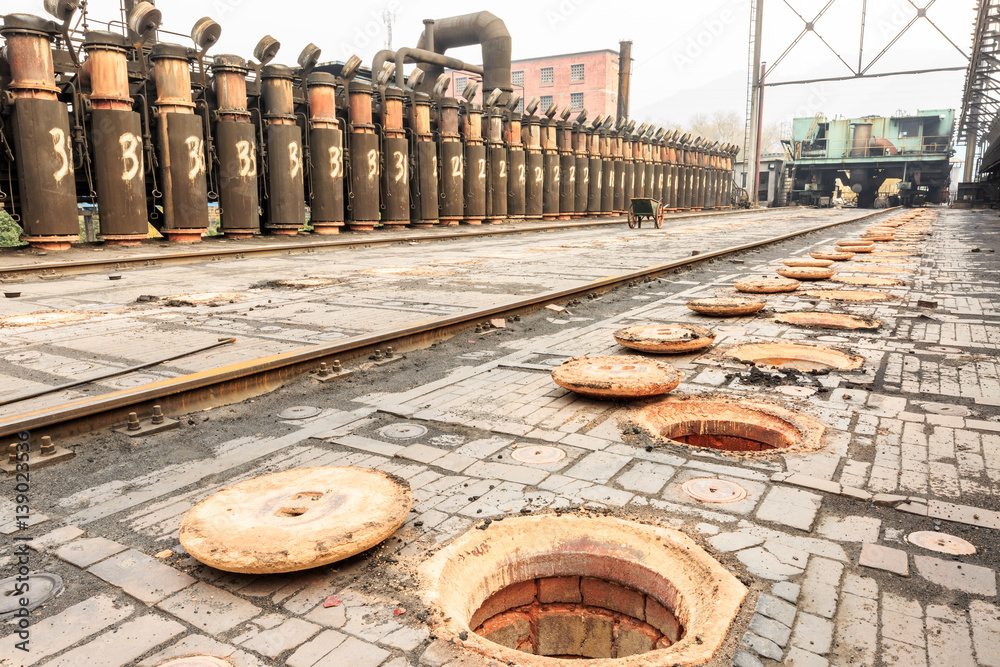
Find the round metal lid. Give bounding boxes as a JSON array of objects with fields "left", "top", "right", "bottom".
[
  {"left": 511, "top": 445, "right": 566, "bottom": 464},
  {"left": 734, "top": 278, "right": 801, "bottom": 294},
  {"left": 613, "top": 324, "right": 716, "bottom": 354},
  {"left": 180, "top": 466, "right": 413, "bottom": 574},
  {"left": 775, "top": 267, "right": 836, "bottom": 281},
  {"left": 551, "top": 355, "right": 683, "bottom": 400},
  {"left": 149, "top": 42, "right": 191, "bottom": 61},
  {"left": 686, "top": 297, "right": 767, "bottom": 316},
  {"left": 682, "top": 478, "right": 747, "bottom": 503},
  {"left": 919, "top": 402, "right": 970, "bottom": 416},
  {"left": 278, "top": 406, "right": 321, "bottom": 420},
  {"left": 0, "top": 573, "right": 63, "bottom": 618},
  {"left": 907, "top": 531, "right": 976, "bottom": 555},
  {"left": 775, "top": 386, "right": 818, "bottom": 397},
  {"left": 307, "top": 71, "right": 338, "bottom": 86},
  {"left": 156, "top": 658, "right": 232, "bottom": 667},
  {"left": 379, "top": 423, "right": 428, "bottom": 440}
]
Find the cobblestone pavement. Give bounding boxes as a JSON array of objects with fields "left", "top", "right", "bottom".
[
  {"left": 0, "top": 209, "right": 863, "bottom": 420},
  {"left": 2, "top": 207, "right": 999, "bottom": 667}
]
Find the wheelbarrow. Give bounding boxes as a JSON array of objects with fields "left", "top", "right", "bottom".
[{"left": 627, "top": 198, "right": 665, "bottom": 229}]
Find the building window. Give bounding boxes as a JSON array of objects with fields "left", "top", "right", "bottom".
[
  {"left": 455, "top": 76, "right": 467, "bottom": 94},
  {"left": 899, "top": 119, "right": 920, "bottom": 138},
  {"left": 514, "top": 97, "right": 524, "bottom": 114},
  {"left": 540, "top": 67, "right": 553, "bottom": 85},
  {"left": 570, "top": 63, "right": 585, "bottom": 81},
  {"left": 571, "top": 92, "right": 583, "bottom": 109},
  {"left": 540, "top": 94, "right": 554, "bottom": 111},
  {"left": 512, "top": 70, "right": 524, "bottom": 87}
]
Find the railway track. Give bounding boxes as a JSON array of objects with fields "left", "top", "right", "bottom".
[
  {"left": 0, "top": 208, "right": 763, "bottom": 279},
  {"left": 0, "top": 207, "right": 898, "bottom": 440}
]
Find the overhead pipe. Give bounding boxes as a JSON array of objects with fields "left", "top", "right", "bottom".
[
  {"left": 413, "top": 12, "right": 512, "bottom": 102},
  {"left": 1, "top": 14, "right": 79, "bottom": 250},
  {"left": 212, "top": 54, "right": 260, "bottom": 238},
  {"left": 306, "top": 72, "right": 345, "bottom": 234},
  {"left": 150, "top": 42, "right": 209, "bottom": 243},
  {"left": 390, "top": 48, "right": 483, "bottom": 90}
]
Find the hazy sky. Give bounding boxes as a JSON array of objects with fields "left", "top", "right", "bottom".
[{"left": 4, "top": 0, "right": 976, "bottom": 138}]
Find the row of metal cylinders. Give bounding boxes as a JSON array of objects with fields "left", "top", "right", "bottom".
[{"left": 1, "top": 15, "right": 734, "bottom": 249}]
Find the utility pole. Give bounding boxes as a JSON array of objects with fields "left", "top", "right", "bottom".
[
  {"left": 381, "top": 9, "right": 396, "bottom": 51},
  {"left": 746, "top": 0, "right": 764, "bottom": 205}
]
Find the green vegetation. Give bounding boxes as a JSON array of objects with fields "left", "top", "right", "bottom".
[{"left": 0, "top": 210, "right": 27, "bottom": 247}]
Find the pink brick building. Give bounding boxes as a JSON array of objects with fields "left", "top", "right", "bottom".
[{"left": 447, "top": 49, "right": 621, "bottom": 118}]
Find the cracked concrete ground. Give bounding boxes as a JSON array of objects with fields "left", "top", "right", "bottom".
[{"left": 1, "top": 207, "right": 998, "bottom": 667}]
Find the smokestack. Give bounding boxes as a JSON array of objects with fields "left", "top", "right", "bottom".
[{"left": 617, "top": 40, "right": 632, "bottom": 121}]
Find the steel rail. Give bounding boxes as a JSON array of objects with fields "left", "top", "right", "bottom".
[
  {"left": 0, "top": 208, "right": 766, "bottom": 279},
  {"left": 0, "top": 208, "right": 898, "bottom": 441}
]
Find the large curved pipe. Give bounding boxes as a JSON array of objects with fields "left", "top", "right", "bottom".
[
  {"left": 868, "top": 137, "right": 899, "bottom": 156},
  {"left": 413, "top": 11, "right": 511, "bottom": 97},
  {"left": 393, "top": 47, "right": 483, "bottom": 89}
]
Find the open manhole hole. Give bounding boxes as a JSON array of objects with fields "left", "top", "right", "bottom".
[
  {"left": 686, "top": 297, "right": 766, "bottom": 317},
  {"left": 907, "top": 531, "right": 976, "bottom": 555},
  {"left": 773, "top": 312, "right": 881, "bottom": 330},
  {"left": 613, "top": 324, "right": 716, "bottom": 354},
  {"left": 165, "top": 292, "right": 244, "bottom": 307},
  {"left": 278, "top": 406, "right": 322, "bottom": 420},
  {"left": 0, "top": 311, "right": 90, "bottom": 327},
  {"left": 775, "top": 267, "right": 835, "bottom": 281},
  {"left": 681, "top": 478, "right": 747, "bottom": 503},
  {"left": 511, "top": 445, "right": 566, "bottom": 464},
  {"left": 634, "top": 397, "right": 825, "bottom": 454},
  {"left": 0, "top": 573, "right": 63, "bottom": 619},
  {"left": 733, "top": 278, "right": 800, "bottom": 294},
  {"left": 725, "top": 342, "right": 864, "bottom": 372},
  {"left": 831, "top": 276, "right": 905, "bottom": 287},
  {"left": 800, "top": 289, "right": 895, "bottom": 303},
  {"left": 421, "top": 515, "right": 746, "bottom": 666},
  {"left": 379, "top": 423, "right": 428, "bottom": 439},
  {"left": 551, "top": 356, "right": 682, "bottom": 400},
  {"left": 180, "top": 467, "right": 412, "bottom": 573}
]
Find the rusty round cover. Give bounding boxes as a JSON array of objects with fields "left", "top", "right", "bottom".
[
  {"left": 836, "top": 244, "right": 873, "bottom": 253},
  {"left": 850, "top": 256, "right": 914, "bottom": 264},
  {"left": 734, "top": 278, "right": 801, "bottom": 294},
  {"left": 801, "top": 289, "right": 894, "bottom": 303},
  {"left": 773, "top": 312, "right": 881, "bottom": 330},
  {"left": 869, "top": 251, "right": 917, "bottom": 257},
  {"left": 157, "top": 659, "right": 232, "bottom": 667},
  {"left": 551, "top": 355, "right": 683, "bottom": 399},
  {"left": 725, "top": 342, "right": 864, "bottom": 371},
  {"left": 511, "top": 445, "right": 566, "bottom": 464},
  {"left": 783, "top": 258, "right": 834, "bottom": 267},
  {"left": 831, "top": 276, "right": 905, "bottom": 287},
  {"left": 907, "top": 531, "right": 976, "bottom": 555},
  {"left": 843, "top": 265, "right": 911, "bottom": 274},
  {"left": 179, "top": 467, "right": 413, "bottom": 574},
  {"left": 836, "top": 239, "right": 875, "bottom": 246},
  {"left": 775, "top": 267, "right": 835, "bottom": 281},
  {"left": 861, "top": 234, "right": 894, "bottom": 242},
  {"left": 686, "top": 297, "right": 767, "bottom": 316},
  {"left": 810, "top": 251, "right": 854, "bottom": 261},
  {"left": 613, "top": 324, "right": 716, "bottom": 353},
  {"left": 682, "top": 478, "right": 747, "bottom": 503}
]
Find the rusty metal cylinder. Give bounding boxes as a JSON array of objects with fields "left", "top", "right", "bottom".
[
  {"left": 600, "top": 132, "right": 614, "bottom": 215},
  {"left": 84, "top": 32, "right": 147, "bottom": 244},
  {"left": 613, "top": 135, "right": 625, "bottom": 214},
  {"left": 485, "top": 108, "right": 507, "bottom": 222},
  {"left": 523, "top": 116, "right": 543, "bottom": 219},
  {"left": 380, "top": 87, "right": 409, "bottom": 228},
  {"left": 150, "top": 42, "right": 208, "bottom": 242},
  {"left": 643, "top": 141, "right": 655, "bottom": 207},
  {"left": 212, "top": 54, "right": 259, "bottom": 238},
  {"left": 2, "top": 15, "right": 78, "bottom": 249},
  {"left": 632, "top": 138, "right": 645, "bottom": 199},
  {"left": 623, "top": 137, "right": 634, "bottom": 210},
  {"left": 462, "top": 106, "right": 486, "bottom": 224},
  {"left": 666, "top": 143, "right": 678, "bottom": 210},
  {"left": 588, "top": 129, "right": 602, "bottom": 214},
  {"left": 557, "top": 121, "right": 575, "bottom": 220},
  {"left": 696, "top": 150, "right": 707, "bottom": 209},
  {"left": 573, "top": 126, "right": 589, "bottom": 217},
  {"left": 261, "top": 65, "right": 305, "bottom": 235},
  {"left": 651, "top": 142, "right": 664, "bottom": 203},
  {"left": 541, "top": 118, "right": 560, "bottom": 219},
  {"left": 438, "top": 98, "right": 464, "bottom": 225},
  {"left": 506, "top": 113, "right": 525, "bottom": 220},
  {"left": 306, "top": 72, "right": 344, "bottom": 234},
  {"left": 411, "top": 94, "right": 438, "bottom": 227},
  {"left": 348, "top": 81, "right": 379, "bottom": 230}
]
